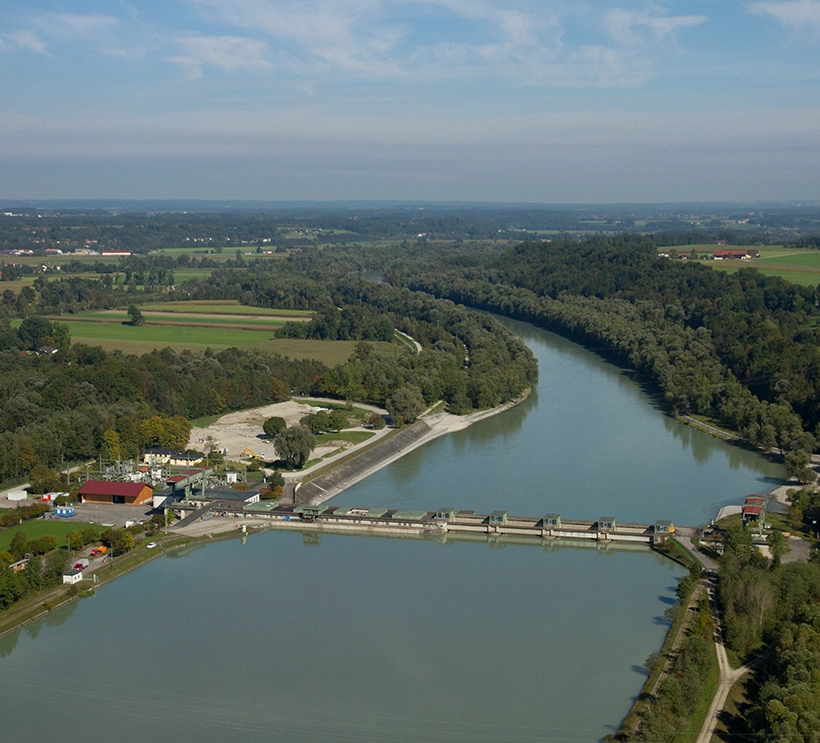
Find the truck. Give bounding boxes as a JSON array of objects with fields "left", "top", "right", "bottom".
[
  {"left": 90, "top": 546, "right": 107, "bottom": 556},
  {"left": 73, "top": 558, "right": 90, "bottom": 570}
]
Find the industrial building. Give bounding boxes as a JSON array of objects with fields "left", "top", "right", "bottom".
[{"left": 78, "top": 480, "right": 153, "bottom": 506}]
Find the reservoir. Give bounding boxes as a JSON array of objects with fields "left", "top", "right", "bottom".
[{"left": 0, "top": 318, "right": 784, "bottom": 742}]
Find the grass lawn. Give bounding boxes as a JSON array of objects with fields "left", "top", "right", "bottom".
[
  {"left": 314, "top": 431, "right": 375, "bottom": 446},
  {"left": 0, "top": 520, "right": 105, "bottom": 551}
]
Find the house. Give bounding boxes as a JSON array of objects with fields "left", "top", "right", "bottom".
[{"left": 78, "top": 480, "right": 153, "bottom": 506}]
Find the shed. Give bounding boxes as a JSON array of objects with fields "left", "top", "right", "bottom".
[
  {"left": 598, "top": 517, "right": 616, "bottom": 532},
  {"left": 78, "top": 481, "right": 153, "bottom": 506},
  {"left": 489, "top": 510, "right": 508, "bottom": 525},
  {"left": 741, "top": 505, "right": 764, "bottom": 524},
  {"left": 654, "top": 520, "right": 674, "bottom": 534},
  {"left": 53, "top": 506, "right": 75, "bottom": 518},
  {"left": 542, "top": 514, "right": 561, "bottom": 527},
  {"left": 62, "top": 569, "right": 84, "bottom": 585},
  {"left": 435, "top": 508, "right": 456, "bottom": 521},
  {"left": 10, "top": 558, "right": 29, "bottom": 573}
]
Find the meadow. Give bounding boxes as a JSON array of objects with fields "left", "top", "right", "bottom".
[
  {"left": 662, "top": 245, "right": 820, "bottom": 287},
  {"left": 43, "top": 300, "right": 390, "bottom": 365},
  {"left": 0, "top": 520, "right": 104, "bottom": 551}
]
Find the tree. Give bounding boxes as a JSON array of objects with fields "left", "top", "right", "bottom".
[
  {"left": 785, "top": 449, "right": 817, "bottom": 484},
  {"left": 328, "top": 409, "right": 348, "bottom": 431},
  {"left": 52, "top": 322, "right": 71, "bottom": 352},
  {"left": 127, "top": 304, "right": 145, "bottom": 326},
  {"left": 17, "top": 316, "right": 53, "bottom": 350},
  {"left": 365, "top": 412, "right": 386, "bottom": 429},
  {"left": 387, "top": 385, "right": 426, "bottom": 425},
  {"left": 101, "top": 429, "right": 121, "bottom": 460},
  {"left": 274, "top": 426, "right": 316, "bottom": 469},
  {"left": 262, "top": 416, "right": 287, "bottom": 437},
  {"left": 768, "top": 530, "right": 790, "bottom": 566},
  {"left": 9, "top": 531, "right": 29, "bottom": 561}
]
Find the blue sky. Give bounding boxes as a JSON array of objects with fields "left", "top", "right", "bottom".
[{"left": 1, "top": 0, "right": 819, "bottom": 203}]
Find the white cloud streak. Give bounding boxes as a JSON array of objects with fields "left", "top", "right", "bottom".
[
  {"left": 752, "top": 0, "right": 820, "bottom": 34},
  {"left": 606, "top": 9, "right": 707, "bottom": 47},
  {"left": 168, "top": 35, "right": 273, "bottom": 77},
  {"left": 33, "top": 12, "right": 119, "bottom": 41},
  {"left": 5, "top": 30, "right": 49, "bottom": 55},
  {"left": 182, "top": 0, "right": 702, "bottom": 86}
]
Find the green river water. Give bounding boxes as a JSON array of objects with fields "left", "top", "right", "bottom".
[{"left": 0, "top": 317, "right": 784, "bottom": 742}]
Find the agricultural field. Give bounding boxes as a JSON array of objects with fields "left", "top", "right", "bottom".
[
  {"left": 43, "top": 300, "right": 391, "bottom": 365},
  {"left": 138, "top": 301, "right": 313, "bottom": 318},
  {"left": 661, "top": 245, "right": 820, "bottom": 286},
  {"left": 710, "top": 248, "right": 820, "bottom": 286}
]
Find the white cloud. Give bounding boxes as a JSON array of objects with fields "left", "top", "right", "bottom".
[
  {"left": 179, "top": 0, "right": 709, "bottom": 87},
  {"left": 33, "top": 12, "right": 119, "bottom": 41},
  {"left": 168, "top": 35, "right": 272, "bottom": 77},
  {"left": 752, "top": 0, "right": 820, "bottom": 34},
  {"left": 4, "top": 30, "right": 49, "bottom": 55},
  {"left": 606, "top": 9, "right": 706, "bottom": 47}
]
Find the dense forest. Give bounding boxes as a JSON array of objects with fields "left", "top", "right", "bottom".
[
  {"left": 0, "top": 339, "right": 325, "bottom": 484},
  {"left": 374, "top": 238, "right": 820, "bottom": 478},
  {"left": 0, "top": 247, "right": 537, "bottom": 486}
]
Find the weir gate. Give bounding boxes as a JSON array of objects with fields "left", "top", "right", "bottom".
[{"left": 174, "top": 501, "right": 679, "bottom": 545}]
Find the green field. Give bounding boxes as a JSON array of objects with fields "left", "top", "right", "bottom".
[
  {"left": 138, "top": 301, "right": 313, "bottom": 317},
  {"left": 314, "top": 431, "right": 375, "bottom": 446},
  {"left": 660, "top": 245, "right": 820, "bottom": 286},
  {"left": 52, "top": 319, "right": 391, "bottom": 364},
  {"left": 61, "top": 320, "right": 274, "bottom": 348},
  {"left": 0, "top": 520, "right": 105, "bottom": 552},
  {"left": 63, "top": 310, "right": 290, "bottom": 331}
]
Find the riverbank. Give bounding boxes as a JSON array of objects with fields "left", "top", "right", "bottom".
[
  {"left": 0, "top": 394, "right": 528, "bottom": 639},
  {"left": 294, "top": 392, "right": 530, "bottom": 505}
]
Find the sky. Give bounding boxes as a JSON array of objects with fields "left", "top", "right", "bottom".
[{"left": 1, "top": 0, "right": 820, "bottom": 203}]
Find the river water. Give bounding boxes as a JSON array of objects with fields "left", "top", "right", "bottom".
[{"left": 0, "top": 318, "right": 784, "bottom": 742}]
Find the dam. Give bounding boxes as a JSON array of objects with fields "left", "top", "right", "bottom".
[{"left": 172, "top": 500, "right": 681, "bottom": 545}]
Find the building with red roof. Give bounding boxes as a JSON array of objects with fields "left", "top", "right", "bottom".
[{"left": 78, "top": 480, "right": 153, "bottom": 506}]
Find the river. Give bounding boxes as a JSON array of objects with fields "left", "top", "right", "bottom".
[{"left": 0, "top": 318, "right": 784, "bottom": 742}]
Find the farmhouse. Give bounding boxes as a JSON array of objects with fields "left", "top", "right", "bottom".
[
  {"left": 78, "top": 480, "right": 153, "bottom": 506},
  {"left": 713, "top": 249, "right": 760, "bottom": 260}
]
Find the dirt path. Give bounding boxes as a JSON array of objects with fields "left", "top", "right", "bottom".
[{"left": 696, "top": 576, "right": 769, "bottom": 743}]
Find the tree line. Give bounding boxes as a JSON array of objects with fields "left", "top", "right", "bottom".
[{"left": 380, "top": 238, "right": 820, "bottom": 471}]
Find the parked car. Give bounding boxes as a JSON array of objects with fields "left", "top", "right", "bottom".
[{"left": 146, "top": 542, "right": 157, "bottom": 549}]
